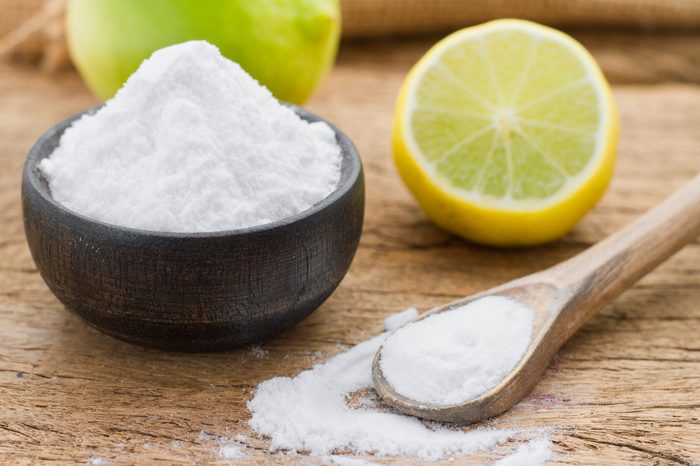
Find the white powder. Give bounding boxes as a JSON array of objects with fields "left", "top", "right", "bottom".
[
  {"left": 247, "top": 308, "right": 547, "bottom": 462},
  {"left": 494, "top": 438, "right": 553, "bottom": 466},
  {"left": 40, "top": 41, "right": 341, "bottom": 233},
  {"left": 383, "top": 307, "right": 418, "bottom": 331},
  {"left": 379, "top": 296, "right": 534, "bottom": 405},
  {"left": 219, "top": 445, "right": 245, "bottom": 460},
  {"left": 199, "top": 431, "right": 248, "bottom": 461},
  {"left": 249, "top": 344, "right": 269, "bottom": 359},
  {"left": 88, "top": 458, "right": 108, "bottom": 466},
  {"left": 323, "top": 455, "right": 379, "bottom": 465}
]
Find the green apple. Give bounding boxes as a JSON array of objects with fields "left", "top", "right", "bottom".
[{"left": 66, "top": 0, "right": 340, "bottom": 104}]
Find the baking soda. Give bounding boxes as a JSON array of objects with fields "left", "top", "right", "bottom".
[
  {"left": 218, "top": 445, "right": 244, "bottom": 460},
  {"left": 247, "top": 308, "right": 548, "bottom": 462},
  {"left": 379, "top": 296, "right": 534, "bottom": 405},
  {"left": 383, "top": 307, "right": 418, "bottom": 331},
  {"left": 494, "top": 438, "right": 553, "bottom": 466},
  {"left": 323, "top": 456, "right": 379, "bottom": 465},
  {"left": 40, "top": 41, "right": 341, "bottom": 233},
  {"left": 88, "top": 458, "right": 108, "bottom": 466}
]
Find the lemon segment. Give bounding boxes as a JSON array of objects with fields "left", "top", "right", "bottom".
[{"left": 393, "top": 19, "right": 618, "bottom": 246}]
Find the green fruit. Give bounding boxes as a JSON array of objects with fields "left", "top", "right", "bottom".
[{"left": 66, "top": 0, "right": 340, "bottom": 104}]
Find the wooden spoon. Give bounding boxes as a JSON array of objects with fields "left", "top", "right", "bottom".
[{"left": 372, "top": 173, "right": 700, "bottom": 423}]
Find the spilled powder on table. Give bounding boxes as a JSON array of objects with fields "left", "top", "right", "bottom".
[
  {"left": 199, "top": 430, "right": 249, "bottom": 461},
  {"left": 218, "top": 433, "right": 249, "bottom": 460},
  {"left": 247, "top": 307, "right": 552, "bottom": 463},
  {"left": 219, "top": 444, "right": 245, "bottom": 460},
  {"left": 88, "top": 458, "right": 109, "bottom": 466},
  {"left": 323, "top": 455, "right": 379, "bottom": 465},
  {"left": 249, "top": 344, "right": 269, "bottom": 359},
  {"left": 494, "top": 438, "right": 553, "bottom": 466}
]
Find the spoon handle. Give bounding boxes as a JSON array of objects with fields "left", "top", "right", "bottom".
[{"left": 547, "top": 172, "right": 700, "bottom": 335}]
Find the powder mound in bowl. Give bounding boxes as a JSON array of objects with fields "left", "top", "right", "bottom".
[
  {"left": 39, "top": 40, "right": 342, "bottom": 233},
  {"left": 379, "top": 296, "right": 534, "bottom": 405}
]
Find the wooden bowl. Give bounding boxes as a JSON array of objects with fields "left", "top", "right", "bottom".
[{"left": 22, "top": 106, "right": 364, "bottom": 351}]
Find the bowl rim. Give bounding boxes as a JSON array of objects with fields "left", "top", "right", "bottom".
[{"left": 24, "top": 104, "right": 363, "bottom": 239}]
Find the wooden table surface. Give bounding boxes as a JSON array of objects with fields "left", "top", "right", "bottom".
[{"left": 1, "top": 30, "right": 700, "bottom": 465}]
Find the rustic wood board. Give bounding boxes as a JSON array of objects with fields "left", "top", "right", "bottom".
[{"left": 1, "top": 30, "right": 699, "bottom": 465}]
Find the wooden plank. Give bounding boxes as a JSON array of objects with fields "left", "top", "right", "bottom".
[{"left": 1, "top": 30, "right": 699, "bottom": 464}]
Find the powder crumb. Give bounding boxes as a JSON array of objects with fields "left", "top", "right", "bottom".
[
  {"left": 198, "top": 430, "right": 248, "bottom": 461},
  {"left": 323, "top": 455, "right": 379, "bottom": 465},
  {"left": 248, "top": 318, "right": 522, "bottom": 460},
  {"left": 383, "top": 307, "right": 418, "bottom": 331},
  {"left": 249, "top": 345, "right": 269, "bottom": 358},
  {"left": 219, "top": 445, "right": 245, "bottom": 460},
  {"left": 379, "top": 296, "right": 534, "bottom": 405},
  {"left": 88, "top": 458, "right": 109, "bottom": 466},
  {"left": 40, "top": 40, "right": 341, "bottom": 233},
  {"left": 493, "top": 438, "right": 553, "bottom": 466}
]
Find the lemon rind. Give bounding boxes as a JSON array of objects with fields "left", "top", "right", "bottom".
[{"left": 401, "top": 19, "right": 617, "bottom": 213}]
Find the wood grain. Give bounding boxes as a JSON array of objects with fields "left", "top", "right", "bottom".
[{"left": 1, "top": 29, "right": 700, "bottom": 464}]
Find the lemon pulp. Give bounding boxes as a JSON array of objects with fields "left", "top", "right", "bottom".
[{"left": 393, "top": 19, "right": 618, "bottom": 246}]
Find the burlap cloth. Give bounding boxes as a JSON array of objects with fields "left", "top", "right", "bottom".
[
  {"left": 0, "top": 0, "right": 67, "bottom": 71},
  {"left": 343, "top": 0, "right": 700, "bottom": 38},
  {"left": 2, "top": 0, "right": 699, "bottom": 71}
]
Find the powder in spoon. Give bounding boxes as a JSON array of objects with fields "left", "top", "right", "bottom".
[
  {"left": 40, "top": 40, "right": 341, "bottom": 233},
  {"left": 379, "top": 296, "right": 534, "bottom": 405}
]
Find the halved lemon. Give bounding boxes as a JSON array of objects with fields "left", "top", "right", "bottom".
[{"left": 393, "top": 19, "right": 618, "bottom": 246}]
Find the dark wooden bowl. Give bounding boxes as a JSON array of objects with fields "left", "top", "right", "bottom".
[{"left": 22, "top": 106, "right": 364, "bottom": 352}]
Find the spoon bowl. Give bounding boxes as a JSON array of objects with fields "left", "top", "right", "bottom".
[
  {"left": 22, "top": 105, "right": 364, "bottom": 352},
  {"left": 373, "top": 280, "right": 560, "bottom": 423},
  {"left": 373, "top": 172, "right": 700, "bottom": 422}
]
